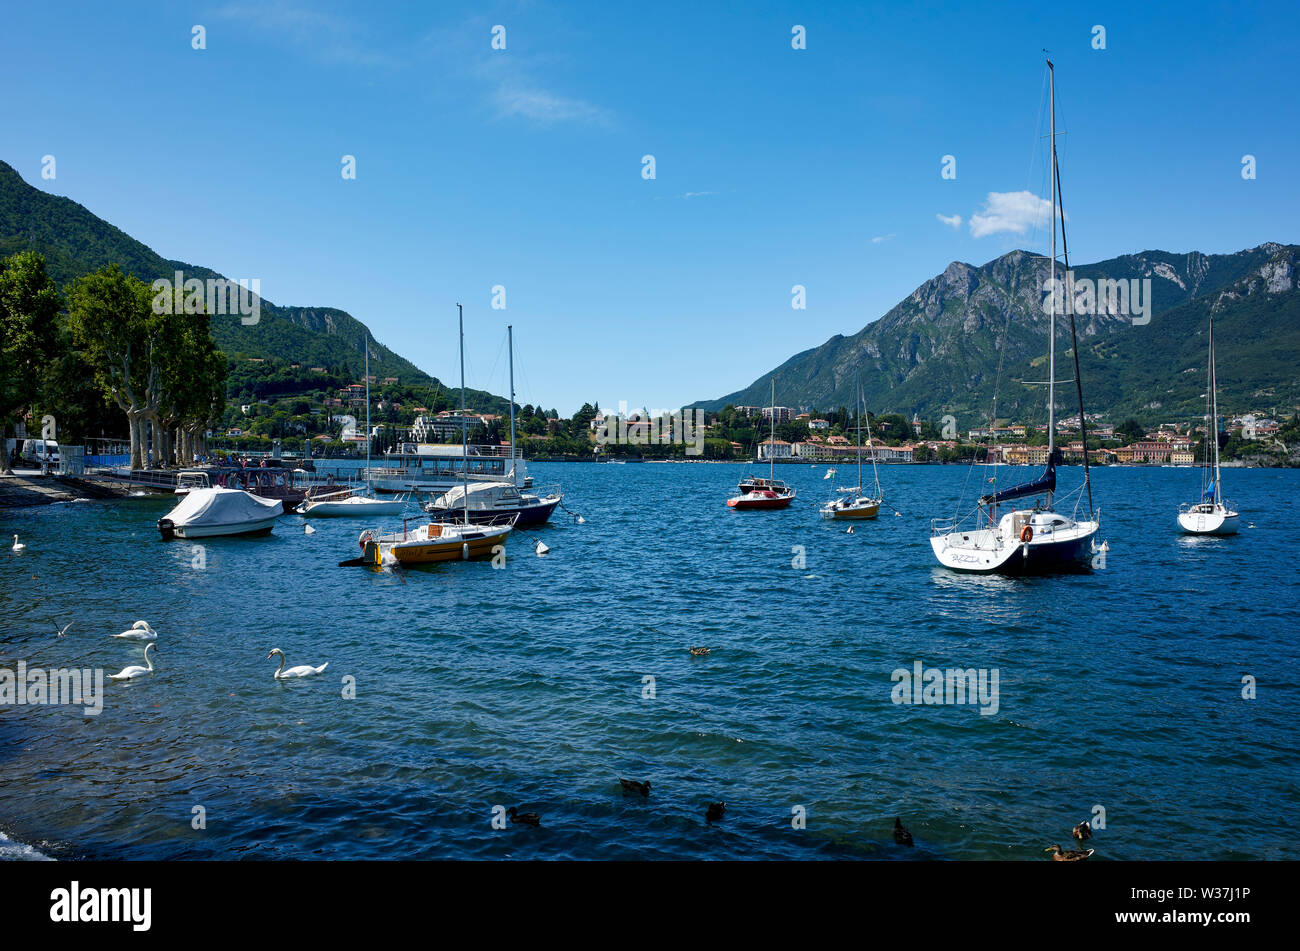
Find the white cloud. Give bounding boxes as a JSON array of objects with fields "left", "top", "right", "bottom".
[
  {"left": 871, "top": 233, "right": 896, "bottom": 244},
  {"left": 215, "top": 2, "right": 394, "bottom": 67},
  {"left": 492, "top": 84, "right": 610, "bottom": 125},
  {"left": 936, "top": 213, "right": 962, "bottom": 229},
  {"left": 681, "top": 191, "right": 717, "bottom": 199},
  {"left": 968, "top": 191, "right": 1053, "bottom": 238}
]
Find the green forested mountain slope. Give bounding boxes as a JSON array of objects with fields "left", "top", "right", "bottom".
[{"left": 0, "top": 160, "right": 507, "bottom": 413}]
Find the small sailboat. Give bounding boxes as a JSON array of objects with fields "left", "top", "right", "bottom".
[
  {"left": 728, "top": 379, "right": 796, "bottom": 510},
  {"left": 1178, "top": 314, "right": 1239, "bottom": 535},
  {"left": 357, "top": 304, "right": 516, "bottom": 565},
  {"left": 929, "top": 60, "right": 1100, "bottom": 574},
  {"left": 297, "top": 333, "right": 410, "bottom": 517},
  {"left": 423, "top": 326, "right": 563, "bottom": 526},
  {"left": 821, "top": 382, "right": 882, "bottom": 520}
]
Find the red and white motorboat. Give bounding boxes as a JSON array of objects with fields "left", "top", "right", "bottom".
[{"left": 727, "top": 483, "right": 796, "bottom": 510}]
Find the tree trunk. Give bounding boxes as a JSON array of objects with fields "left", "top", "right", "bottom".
[{"left": 127, "top": 412, "right": 144, "bottom": 470}]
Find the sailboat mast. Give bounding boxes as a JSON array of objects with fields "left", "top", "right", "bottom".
[
  {"left": 856, "top": 384, "right": 863, "bottom": 491},
  {"left": 508, "top": 324, "right": 516, "bottom": 486},
  {"left": 1209, "top": 314, "right": 1221, "bottom": 502},
  {"left": 458, "top": 303, "right": 468, "bottom": 525},
  {"left": 364, "top": 333, "right": 370, "bottom": 488},
  {"left": 1047, "top": 59, "right": 1057, "bottom": 496},
  {"left": 770, "top": 378, "right": 776, "bottom": 481}
]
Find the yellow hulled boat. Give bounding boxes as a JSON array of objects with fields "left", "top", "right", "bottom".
[{"left": 359, "top": 517, "right": 515, "bottom": 566}]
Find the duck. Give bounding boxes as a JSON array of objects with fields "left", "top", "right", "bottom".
[
  {"left": 110, "top": 643, "right": 158, "bottom": 681},
  {"left": 507, "top": 806, "right": 541, "bottom": 827},
  {"left": 689, "top": 646, "right": 711, "bottom": 657},
  {"left": 619, "top": 778, "right": 651, "bottom": 796},
  {"left": 705, "top": 801, "right": 726, "bottom": 823},
  {"left": 267, "top": 648, "right": 328, "bottom": 679},
  {"left": 893, "top": 817, "right": 914, "bottom": 846},
  {"left": 1072, "top": 820, "right": 1093, "bottom": 841},
  {"left": 11, "top": 535, "right": 26, "bottom": 552},
  {"left": 1045, "top": 844, "right": 1094, "bottom": 861},
  {"left": 111, "top": 621, "right": 158, "bottom": 640}
]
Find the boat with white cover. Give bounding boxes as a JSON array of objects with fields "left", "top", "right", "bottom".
[{"left": 158, "top": 487, "right": 282, "bottom": 539}]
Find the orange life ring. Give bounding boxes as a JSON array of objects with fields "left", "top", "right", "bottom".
[{"left": 1020, "top": 524, "right": 1033, "bottom": 543}]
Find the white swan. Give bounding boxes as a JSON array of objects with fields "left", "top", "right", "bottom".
[
  {"left": 12, "top": 535, "right": 26, "bottom": 552},
  {"left": 110, "top": 643, "right": 158, "bottom": 680},
  {"left": 268, "top": 648, "right": 328, "bottom": 679},
  {"left": 304, "top": 524, "right": 317, "bottom": 534},
  {"left": 111, "top": 621, "right": 158, "bottom": 640}
]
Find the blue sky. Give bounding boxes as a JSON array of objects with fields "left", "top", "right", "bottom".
[{"left": 3, "top": 1, "right": 1297, "bottom": 414}]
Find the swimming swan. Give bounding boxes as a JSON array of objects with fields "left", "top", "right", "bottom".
[
  {"left": 110, "top": 643, "right": 158, "bottom": 681},
  {"left": 12, "top": 535, "right": 26, "bottom": 552},
  {"left": 112, "top": 621, "right": 158, "bottom": 640},
  {"left": 267, "top": 648, "right": 328, "bottom": 679}
]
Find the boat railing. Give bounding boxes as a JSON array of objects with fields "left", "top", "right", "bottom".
[
  {"left": 424, "top": 510, "right": 520, "bottom": 527},
  {"left": 930, "top": 515, "right": 962, "bottom": 537},
  {"left": 1179, "top": 499, "right": 1235, "bottom": 515},
  {"left": 530, "top": 482, "right": 563, "bottom": 500}
]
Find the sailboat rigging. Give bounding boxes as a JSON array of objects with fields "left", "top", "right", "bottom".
[
  {"left": 352, "top": 305, "right": 517, "bottom": 565},
  {"left": 1177, "top": 313, "right": 1239, "bottom": 535},
  {"left": 928, "top": 59, "right": 1102, "bottom": 573},
  {"left": 296, "top": 332, "right": 410, "bottom": 517},
  {"left": 728, "top": 379, "right": 796, "bottom": 509},
  {"left": 422, "top": 324, "right": 564, "bottom": 526},
  {"left": 820, "top": 381, "right": 883, "bottom": 520}
]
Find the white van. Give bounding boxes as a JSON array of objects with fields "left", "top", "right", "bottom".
[{"left": 21, "top": 438, "right": 60, "bottom": 465}]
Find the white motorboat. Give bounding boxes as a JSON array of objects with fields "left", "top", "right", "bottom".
[
  {"left": 157, "top": 487, "right": 282, "bottom": 539},
  {"left": 1178, "top": 313, "right": 1239, "bottom": 536},
  {"left": 929, "top": 60, "right": 1101, "bottom": 574}
]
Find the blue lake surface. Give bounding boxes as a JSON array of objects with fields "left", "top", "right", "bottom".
[{"left": 1, "top": 462, "right": 1296, "bottom": 860}]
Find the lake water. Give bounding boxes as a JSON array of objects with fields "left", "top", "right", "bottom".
[{"left": 1, "top": 462, "right": 1296, "bottom": 860}]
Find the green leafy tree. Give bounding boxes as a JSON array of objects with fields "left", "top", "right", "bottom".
[{"left": 0, "top": 252, "right": 60, "bottom": 472}]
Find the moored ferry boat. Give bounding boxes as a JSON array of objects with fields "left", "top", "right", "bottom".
[{"left": 355, "top": 443, "right": 531, "bottom": 493}]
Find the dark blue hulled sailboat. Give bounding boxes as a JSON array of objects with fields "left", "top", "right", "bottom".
[{"left": 929, "top": 60, "right": 1102, "bottom": 574}]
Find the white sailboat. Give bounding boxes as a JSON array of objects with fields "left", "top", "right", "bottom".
[
  {"left": 929, "top": 59, "right": 1101, "bottom": 574},
  {"left": 422, "top": 324, "right": 562, "bottom": 525},
  {"left": 298, "top": 333, "right": 410, "bottom": 517},
  {"left": 357, "top": 304, "right": 516, "bottom": 565},
  {"left": 820, "top": 382, "right": 882, "bottom": 520},
  {"left": 1178, "top": 314, "right": 1239, "bottom": 535}
]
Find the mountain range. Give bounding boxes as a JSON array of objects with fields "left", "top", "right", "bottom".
[
  {"left": 695, "top": 244, "right": 1300, "bottom": 428},
  {"left": 6, "top": 158, "right": 1296, "bottom": 430},
  {"left": 0, "top": 160, "right": 507, "bottom": 413}
]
